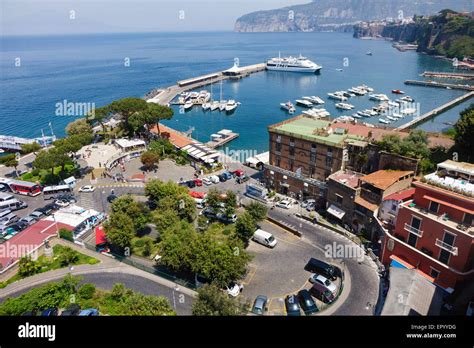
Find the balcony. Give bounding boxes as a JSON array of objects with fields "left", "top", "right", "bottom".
[
  {"left": 404, "top": 223, "right": 423, "bottom": 237},
  {"left": 435, "top": 239, "right": 458, "bottom": 256}
]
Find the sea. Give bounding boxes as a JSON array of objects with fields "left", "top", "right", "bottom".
[{"left": 1, "top": 31, "right": 472, "bottom": 154}]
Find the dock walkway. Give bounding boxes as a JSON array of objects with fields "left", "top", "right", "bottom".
[
  {"left": 405, "top": 80, "right": 474, "bottom": 91},
  {"left": 396, "top": 91, "right": 474, "bottom": 130},
  {"left": 421, "top": 71, "right": 474, "bottom": 80},
  {"left": 146, "top": 63, "right": 266, "bottom": 105}
]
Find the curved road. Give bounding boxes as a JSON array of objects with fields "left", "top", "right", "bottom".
[{"left": 268, "top": 209, "right": 380, "bottom": 315}]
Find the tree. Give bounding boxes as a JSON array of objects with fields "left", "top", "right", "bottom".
[
  {"left": 206, "top": 189, "right": 222, "bottom": 213},
  {"left": 3, "top": 157, "right": 19, "bottom": 177},
  {"left": 149, "top": 138, "right": 174, "bottom": 156},
  {"left": 20, "top": 142, "right": 41, "bottom": 154},
  {"left": 152, "top": 209, "right": 180, "bottom": 235},
  {"left": 454, "top": 104, "right": 474, "bottom": 162},
  {"left": 58, "top": 247, "right": 79, "bottom": 267},
  {"left": 140, "top": 150, "right": 160, "bottom": 171},
  {"left": 88, "top": 106, "right": 111, "bottom": 134},
  {"left": 245, "top": 202, "right": 268, "bottom": 222},
  {"left": 158, "top": 194, "right": 196, "bottom": 222},
  {"left": 18, "top": 256, "right": 41, "bottom": 277},
  {"left": 32, "top": 149, "right": 56, "bottom": 176},
  {"left": 235, "top": 211, "right": 257, "bottom": 244},
  {"left": 223, "top": 190, "right": 237, "bottom": 218},
  {"left": 141, "top": 103, "right": 174, "bottom": 135},
  {"left": 145, "top": 179, "right": 188, "bottom": 204},
  {"left": 159, "top": 221, "right": 196, "bottom": 271},
  {"left": 103, "top": 212, "right": 136, "bottom": 248},
  {"left": 192, "top": 284, "right": 242, "bottom": 316},
  {"left": 66, "top": 118, "right": 93, "bottom": 137},
  {"left": 77, "top": 283, "right": 96, "bottom": 300},
  {"left": 110, "top": 195, "right": 150, "bottom": 232},
  {"left": 109, "top": 97, "right": 148, "bottom": 136}
]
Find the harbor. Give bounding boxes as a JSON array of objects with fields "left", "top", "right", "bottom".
[
  {"left": 404, "top": 80, "right": 474, "bottom": 91},
  {"left": 397, "top": 91, "right": 474, "bottom": 130}
]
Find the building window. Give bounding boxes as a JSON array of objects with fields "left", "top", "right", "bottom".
[
  {"left": 410, "top": 216, "right": 422, "bottom": 230},
  {"left": 429, "top": 201, "right": 439, "bottom": 213},
  {"left": 442, "top": 231, "right": 456, "bottom": 246},
  {"left": 430, "top": 268, "right": 440, "bottom": 279},
  {"left": 311, "top": 143, "right": 317, "bottom": 151},
  {"left": 275, "top": 142, "right": 281, "bottom": 152},
  {"left": 310, "top": 166, "right": 315, "bottom": 178},
  {"left": 289, "top": 159, "right": 294, "bottom": 172},
  {"left": 391, "top": 202, "right": 397, "bottom": 212},
  {"left": 289, "top": 146, "right": 295, "bottom": 156},
  {"left": 326, "top": 156, "right": 333, "bottom": 167},
  {"left": 407, "top": 233, "right": 418, "bottom": 247},
  {"left": 327, "top": 147, "right": 333, "bottom": 157},
  {"left": 310, "top": 151, "right": 316, "bottom": 163},
  {"left": 439, "top": 249, "right": 450, "bottom": 265},
  {"left": 276, "top": 157, "right": 280, "bottom": 167},
  {"left": 289, "top": 137, "right": 295, "bottom": 146},
  {"left": 336, "top": 194, "right": 343, "bottom": 205},
  {"left": 276, "top": 135, "right": 281, "bottom": 143},
  {"left": 463, "top": 213, "right": 472, "bottom": 226}
]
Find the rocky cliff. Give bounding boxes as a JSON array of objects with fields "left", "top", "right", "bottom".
[{"left": 234, "top": 0, "right": 474, "bottom": 33}]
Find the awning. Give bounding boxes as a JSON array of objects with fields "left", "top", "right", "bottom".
[
  {"left": 95, "top": 226, "right": 107, "bottom": 246},
  {"left": 327, "top": 204, "right": 346, "bottom": 220},
  {"left": 423, "top": 195, "right": 474, "bottom": 215}
]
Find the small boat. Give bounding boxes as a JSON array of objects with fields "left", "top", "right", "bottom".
[
  {"left": 336, "top": 68, "right": 343, "bottom": 72},
  {"left": 225, "top": 100, "right": 239, "bottom": 113},
  {"left": 352, "top": 113, "right": 362, "bottom": 119},
  {"left": 366, "top": 51, "right": 373, "bottom": 56},
  {"left": 327, "top": 92, "right": 348, "bottom": 101},
  {"left": 401, "top": 96, "right": 415, "bottom": 103},
  {"left": 183, "top": 101, "right": 194, "bottom": 111},
  {"left": 386, "top": 116, "right": 397, "bottom": 121},
  {"left": 357, "top": 111, "right": 372, "bottom": 118},
  {"left": 335, "top": 102, "right": 354, "bottom": 110},
  {"left": 296, "top": 99, "right": 313, "bottom": 108},
  {"left": 369, "top": 94, "right": 389, "bottom": 102},
  {"left": 280, "top": 101, "right": 296, "bottom": 114},
  {"left": 391, "top": 113, "right": 403, "bottom": 118},
  {"left": 379, "top": 118, "right": 391, "bottom": 124},
  {"left": 392, "top": 89, "right": 405, "bottom": 95},
  {"left": 348, "top": 87, "right": 366, "bottom": 96},
  {"left": 342, "top": 91, "right": 355, "bottom": 98},
  {"left": 219, "top": 101, "right": 227, "bottom": 111},
  {"left": 336, "top": 116, "right": 355, "bottom": 122},
  {"left": 304, "top": 96, "right": 325, "bottom": 105},
  {"left": 210, "top": 101, "right": 220, "bottom": 111},
  {"left": 359, "top": 85, "right": 374, "bottom": 92},
  {"left": 202, "top": 102, "right": 211, "bottom": 111}
]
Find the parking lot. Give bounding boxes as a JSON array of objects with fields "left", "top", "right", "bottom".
[{"left": 241, "top": 220, "right": 343, "bottom": 315}]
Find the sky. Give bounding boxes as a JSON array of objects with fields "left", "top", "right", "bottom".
[{"left": 1, "top": 0, "right": 309, "bottom": 36}]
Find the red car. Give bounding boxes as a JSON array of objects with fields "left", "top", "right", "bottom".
[
  {"left": 193, "top": 178, "right": 203, "bottom": 187},
  {"left": 232, "top": 169, "right": 244, "bottom": 177},
  {"left": 189, "top": 191, "right": 206, "bottom": 199}
]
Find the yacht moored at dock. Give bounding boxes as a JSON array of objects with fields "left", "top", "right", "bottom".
[
  {"left": 225, "top": 100, "right": 239, "bottom": 113},
  {"left": 280, "top": 101, "right": 296, "bottom": 114},
  {"left": 327, "top": 92, "right": 348, "bottom": 101},
  {"left": 295, "top": 99, "right": 313, "bottom": 108}
]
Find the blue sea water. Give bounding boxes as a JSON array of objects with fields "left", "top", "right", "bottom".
[{"left": 0, "top": 31, "right": 471, "bottom": 153}]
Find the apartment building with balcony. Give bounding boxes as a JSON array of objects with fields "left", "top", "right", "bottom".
[
  {"left": 264, "top": 116, "right": 367, "bottom": 206},
  {"left": 381, "top": 160, "right": 474, "bottom": 291}
]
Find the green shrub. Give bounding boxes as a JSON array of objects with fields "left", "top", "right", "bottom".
[
  {"left": 78, "top": 283, "right": 96, "bottom": 300},
  {"left": 59, "top": 228, "right": 74, "bottom": 242}
]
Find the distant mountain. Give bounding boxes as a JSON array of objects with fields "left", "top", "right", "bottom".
[{"left": 234, "top": 0, "right": 474, "bottom": 32}]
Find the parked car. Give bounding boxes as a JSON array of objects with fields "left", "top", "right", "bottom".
[
  {"left": 56, "top": 194, "right": 76, "bottom": 203},
  {"left": 310, "top": 282, "right": 336, "bottom": 304},
  {"left": 186, "top": 180, "right": 196, "bottom": 188},
  {"left": 217, "top": 213, "right": 237, "bottom": 224},
  {"left": 0, "top": 213, "right": 18, "bottom": 226},
  {"left": 225, "top": 282, "right": 244, "bottom": 297},
  {"left": 193, "top": 178, "right": 202, "bottom": 187},
  {"left": 41, "top": 308, "right": 59, "bottom": 316},
  {"left": 218, "top": 174, "right": 228, "bottom": 182},
  {"left": 276, "top": 200, "right": 292, "bottom": 209},
  {"left": 285, "top": 295, "right": 302, "bottom": 316},
  {"left": 178, "top": 181, "right": 188, "bottom": 187},
  {"left": 19, "top": 216, "right": 37, "bottom": 226},
  {"left": 29, "top": 211, "right": 45, "bottom": 220},
  {"left": 297, "top": 289, "right": 318, "bottom": 315},
  {"left": 79, "top": 308, "right": 99, "bottom": 316},
  {"left": 202, "top": 177, "right": 212, "bottom": 186},
  {"left": 309, "top": 274, "right": 337, "bottom": 294},
  {"left": 61, "top": 304, "right": 81, "bottom": 316},
  {"left": 232, "top": 169, "right": 244, "bottom": 178},
  {"left": 54, "top": 199, "right": 70, "bottom": 208},
  {"left": 222, "top": 172, "right": 233, "bottom": 180},
  {"left": 78, "top": 185, "right": 95, "bottom": 193},
  {"left": 107, "top": 194, "right": 118, "bottom": 203},
  {"left": 200, "top": 207, "right": 217, "bottom": 218},
  {"left": 209, "top": 175, "right": 220, "bottom": 184},
  {"left": 44, "top": 202, "right": 60, "bottom": 212},
  {"left": 251, "top": 295, "right": 268, "bottom": 315},
  {"left": 35, "top": 206, "right": 54, "bottom": 216},
  {"left": 306, "top": 202, "right": 316, "bottom": 212},
  {"left": 236, "top": 175, "right": 250, "bottom": 184},
  {"left": 9, "top": 221, "right": 28, "bottom": 232},
  {"left": 305, "top": 258, "right": 341, "bottom": 281},
  {"left": 301, "top": 199, "right": 316, "bottom": 208}
]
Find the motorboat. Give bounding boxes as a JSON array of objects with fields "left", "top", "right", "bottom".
[
  {"left": 392, "top": 89, "right": 405, "bottom": 95},
  {"left": 352, "top": 113, "right": 362, "bottom": 119},
  {"left": 303, "top": 96, "right": 324, "bottom": 105},
  {"left": 266, "top": 53, "right": 322, "bottom": 73},
  {"left": 357, "top": 111, "right": 372, "bottom": 117},
  {"left": 210, "top": 101, "right": 220, "bottom": 111},
  {"left": 369, "top": 94, "right": 389, "bottom": 102},
  {"left": 401, "top": 107, "right": 417, "bottom": 115},
  {"left": 202, "top": 102, "right": 211, "bottom": 111},
  {"left": 296, "top": 99, "right": 313, "bottom": 108},
  {"left": 225, "top": 100, "right": 239, "bottom": 113},
  {"left": 387, "top": 100, "right": 398, "bottom": 108},
  {"left": 219, "top": 101, "right": 227, "bottom": 111},
  {"left": 342, "top": 91, "right": 356, "bottom": 98},
  {"left": 367, "top": 51, "right": 373, "bottom": 56},
  {"left": 401, "top": 96, "right": 415, "bottom": 103},
  {"left": 335, "top": 102, "right": 354, "bottom": 110},
  {"left": 327, "top": 92, "right": 348, "bottom": 101},
  {"left": 183, "top": 101, "right": 194, "bottom": 111},
  {"left": 280, "top": 101, "right": 296, "bottom": 114},
  {"left": 359, "top": 85, "right": 374, "bottom": 92},
  {"left": 198, "top": 90, "right": 211, "bottom": 102},
  {"left": 379, "top": 118, "right": 391, "bottom": 124},
  {"left": 336, "top": 116, "right": 355, "bottom": 122},
  {"left": 386, "top": 116, "right": 397, "bottom": 121},
  {"left": 391, "top": 113, "right": 403, "bottom": 118},
  {"left": 348, "top": 87, "right": 366, "bottom": 96}
]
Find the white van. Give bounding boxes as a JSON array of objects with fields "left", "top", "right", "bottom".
[
  {"left": 0, "top": 192, "right": 15, "bottom": 202},
  {"left": 194, "top": 198, "right": 206, "bottom": 209},
  {"left": 0, "top": 209, "right": 18, "bottom": 225},
  {"left": 252, "top": 229, "right": 277, "bottom": 248},
  {"left": 0, "top": 199, "right": 27, "bottom": 211}
]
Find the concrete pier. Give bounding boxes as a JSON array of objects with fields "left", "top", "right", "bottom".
[
  {"left": 421, "top": 71, "right": 474, "bottom": 80},
  {"left": 404, "top": 80, "right": 474, "bottom": 91},
  {"left": 396, "top": 91, "right": 474, "bottom": 130}
]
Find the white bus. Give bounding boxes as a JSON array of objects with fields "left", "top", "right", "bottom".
[{"left": 43, "top": 185, "right": 73, "bottom": 200}]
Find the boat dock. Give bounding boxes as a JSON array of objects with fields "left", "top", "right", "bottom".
[
  {"left": 396, "top": 91, "right": 474, "bottom": 130},
  {"left": 421, "top": 71, "right": 474, "bottom": 80},
  {"left": 0, "top": 135, "right": 56, "bottom": 152},
  {"left": 404, "top": 80, "right": 474, "bottom": 91},
  {"left": 205, "top": 129, "right": 239, "bottom": 149},
  {"left": 147, "top": 63, "right": 266, "bottom": 105}
]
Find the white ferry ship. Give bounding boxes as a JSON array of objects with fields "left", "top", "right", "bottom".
[{"left": 266, "top": 54, "right": 322, "bottom": 73}]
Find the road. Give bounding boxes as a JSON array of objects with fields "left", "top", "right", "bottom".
[{"left": 268, "top": 208, "right": 380, "bottom": 315}]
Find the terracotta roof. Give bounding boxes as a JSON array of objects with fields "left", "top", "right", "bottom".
[
  {"left": 384, "top": 188, "right": 416, "bottom": 201},
  {"left": 354, "top": 197, "right": 378, "bottom": 211},
  {"left": 361, "top": 170, "right": 414, "bottom": 190},
  {"left": 150, "top": 124, "right": 195, "bottom": 149}
]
